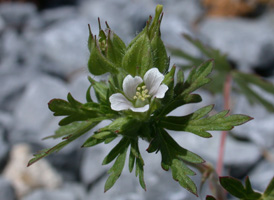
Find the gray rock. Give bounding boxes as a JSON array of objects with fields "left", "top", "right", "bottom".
[
  {"left": 232, "top": 91, "right": 274, "bottom": 148},
  {"left": 41, "top": 6, "right": 78, "bottom": 25},
  {"left": 87, "top": 139, "right": 211, "bottom": 200},
  {"left": 0, "top": 111, "right": 13, "bottom": 132},
  {"left": 22, "top": 189, "right": 77, "bottom": 200},
  {"left": 249, "top": 160, "right": 274, "bottom": 192},
  {"left": 162, "top": 0, "right": 203, "bottom": 24},
  {"left": 0, "top": 30, "right": 23, "bottom": 73},
  {"left": 198, "top": 15, "right": 274, "bottom": 72},
  {"left": 38, "top": 17, "right": 90, "bottom": 76},
  {"left": 62, "top": 182, "right": 87, "bottom": 200},
  {"left": 0, "top": 3, "right": 37, "bottom": 27},
  {"left": 68, "top": 73, "right": 92, "bottom": 103},
  {"left": 0, "top": 16, "right": 5, "bottom": 32},
  {"left": 0, "top": 70, "right": 37, "bottom": 112},
  {"left": 0, "top": 177, "right": 16, "bottom": 200},
  {"left": 170, "top": 130, "right": 261, "bottom": 167},
  {"left": 80, "top": 145, "right": 109, "bottom": 185},
  {"left": 9, "top": 75, "right": 68, "bottom": 145},
  {"left": 0, "top": 128, "right": 9, "bottom": 169}
]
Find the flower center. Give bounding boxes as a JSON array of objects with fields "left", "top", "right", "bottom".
[{"left": 133, "top": 85, "right": 150, "bottom": 101}]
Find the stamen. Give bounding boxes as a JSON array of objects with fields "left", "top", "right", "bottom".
[{"left": 134, "top": 85, "right": 150, "bottom": 101}]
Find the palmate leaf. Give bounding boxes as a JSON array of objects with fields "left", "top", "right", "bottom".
[
  {"left": 28, "top": 118, "right": 103, "bottom": 166},
  {"left": 147, "top": 128, "right": 204, "bottom": 195},
  {"left": 129, "top": 139, "right": 146, "bottom": 190},
  {"left": 48, "top": 93, "right": 101, "bottom": 126},
  {"left": 160, "top": 105, "right": 252, "bottom": 138},
  {"left": 102, "top": 137, "right": 130, "bottom": 192},
  {"left": 158, "top": 60, "right": 213, "bottom": 116},
  {"left": 181, "top": 59, "right": 213, "bottom": 95},
  {"left": 208, "top": 176, "right": 274, "bottom": 200}
]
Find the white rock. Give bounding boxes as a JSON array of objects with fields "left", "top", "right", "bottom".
[{"left": 3, "top": 144, "right": 62, "bottom": 198}]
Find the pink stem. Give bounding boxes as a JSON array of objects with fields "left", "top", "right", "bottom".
[{"left": 217, "top": 74, "right": 232, "bottom": 176}]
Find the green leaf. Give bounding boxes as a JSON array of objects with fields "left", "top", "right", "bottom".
[
  {"left": 174, "top": 69, "right": 184, "bottom": 96},
  {"left": 28, "top": 119, "right": 100, "bottom": 166},
  {"left": 88, "top": 35, "right": 118, "bottom": 75},
  {"left": 150, "top": 24, "right": 169, "bottom": 73},
  {"left": 82, "top": 130, "right": 118, "bottom": 148},
  {"left": 220, "top": 177, "right": 247, "bottom": 198},
  {"left": 129, "top": 139, "right": 146, "bottom": 190},
  {"left": 206, "top": 196, "right": 217, "bottom": 200},
  {"left": 262, "top": 177, "right": 274, "bottom": 200},
  {"left": 104, "top": 140, "right": 129, "bottom": 192},
  {"left": 106, "top": 29, "right": 126, "bottom": 66},
  {"left": 157, "top": 94, "right": 202, "bottom": 117},
  {"left": 88, "top": 77, "right": 109, "bottom": 104},
  {"left": 43, "top": 121, "right": 90, "bottom": 139},
  {"left": 160, "top": 105, "right": 252, "bottom": 138},
  {"left": 48, "top": 93, "right": 101, "bottom": 126},
  {"left": 86, "top": 85, "right": 93, "bottom": 103},
  {"left": 163, "top": 65, "right": 175, "bottom": 86},
  {"left": 97, "top": 117, "right": 142, "bottom": 138},
  {"left": 122, "top": 28, "right": 153, "bottom": 76},
  {"left": 148, "top": 128, "right": 203, "bottom": 195},
  {"left": 182, "top": 59, "right": 213, "bottom": 95},
  {"left": 219, "top": 176, "right": 262, "bottom": 200},
  {"left": 102, "top": 137, "right": 130, "bottom": 165}
]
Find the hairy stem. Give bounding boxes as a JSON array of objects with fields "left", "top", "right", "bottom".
[{"left": 217, "top": 74, "right": 232, "bottom": 176}]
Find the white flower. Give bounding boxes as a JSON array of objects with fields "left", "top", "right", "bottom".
[{"left": 109, "top": 68, "right": 168, "bottom": 112}]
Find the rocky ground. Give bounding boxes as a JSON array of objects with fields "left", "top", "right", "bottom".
[{"left": 0, "top": 0, "right": 274, "bottom": 199}]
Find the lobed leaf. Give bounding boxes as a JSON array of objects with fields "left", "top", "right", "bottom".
[
  {"left": 48, "top": 93, "right": 102, "bottom": 126},
  {"left": 147, "top": 128, "right": 204, "bottom": 195},
  {"left": 219, "top": 176, "right": 262, "bottom": 200},
  {"left": 182, "top": 59, "right": 213, "bottom": 95},
  {"left": 160, "top": 105, "right": 252, "bottom": 138},
  {"left": 28, "top": 119, "right": 100, "bottom": 166},
  {"left": 104, "top": 141, "right": 129, "bottom": 192}
]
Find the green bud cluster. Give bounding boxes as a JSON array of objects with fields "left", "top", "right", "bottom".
[{"left": 88, "top": 5, "right": 169, "bottom": 78}]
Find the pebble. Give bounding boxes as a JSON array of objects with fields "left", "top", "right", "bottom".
[{"left": 3, "top": 144, "right": 62, "bottom": 198}]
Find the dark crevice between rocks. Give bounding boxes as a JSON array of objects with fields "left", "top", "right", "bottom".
[
  {"left": 86, "top": 170, "right": 107, "bottom": 192},
  {"left": 228, "top": 155, "right": 264, "bottom": 180},
  {"left": 253, "top": 44, "right": 274, "bottom": 77}
]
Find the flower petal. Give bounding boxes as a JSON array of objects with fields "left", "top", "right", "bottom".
[
  {"left": 144, "top": 68, "right": 165, "bottom": 96},
  {"left": 109, "top": 93, "right": 133, "bottom": 111},
  {"left": 153, "top": 84, "right": 168, "bottom": 99},
  {"left": 130, "top": 104, "right": 149, "bottom": 112},
  {"left": 123, "top": 75, "right": 143, "bottom": 100}
]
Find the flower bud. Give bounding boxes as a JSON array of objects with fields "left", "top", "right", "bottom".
[
  {"left": 87, "top": 19, "right": 126, "bottom": 75},
  {"left": 121, "top": 4, "right": 169, "bottom": 76}
]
